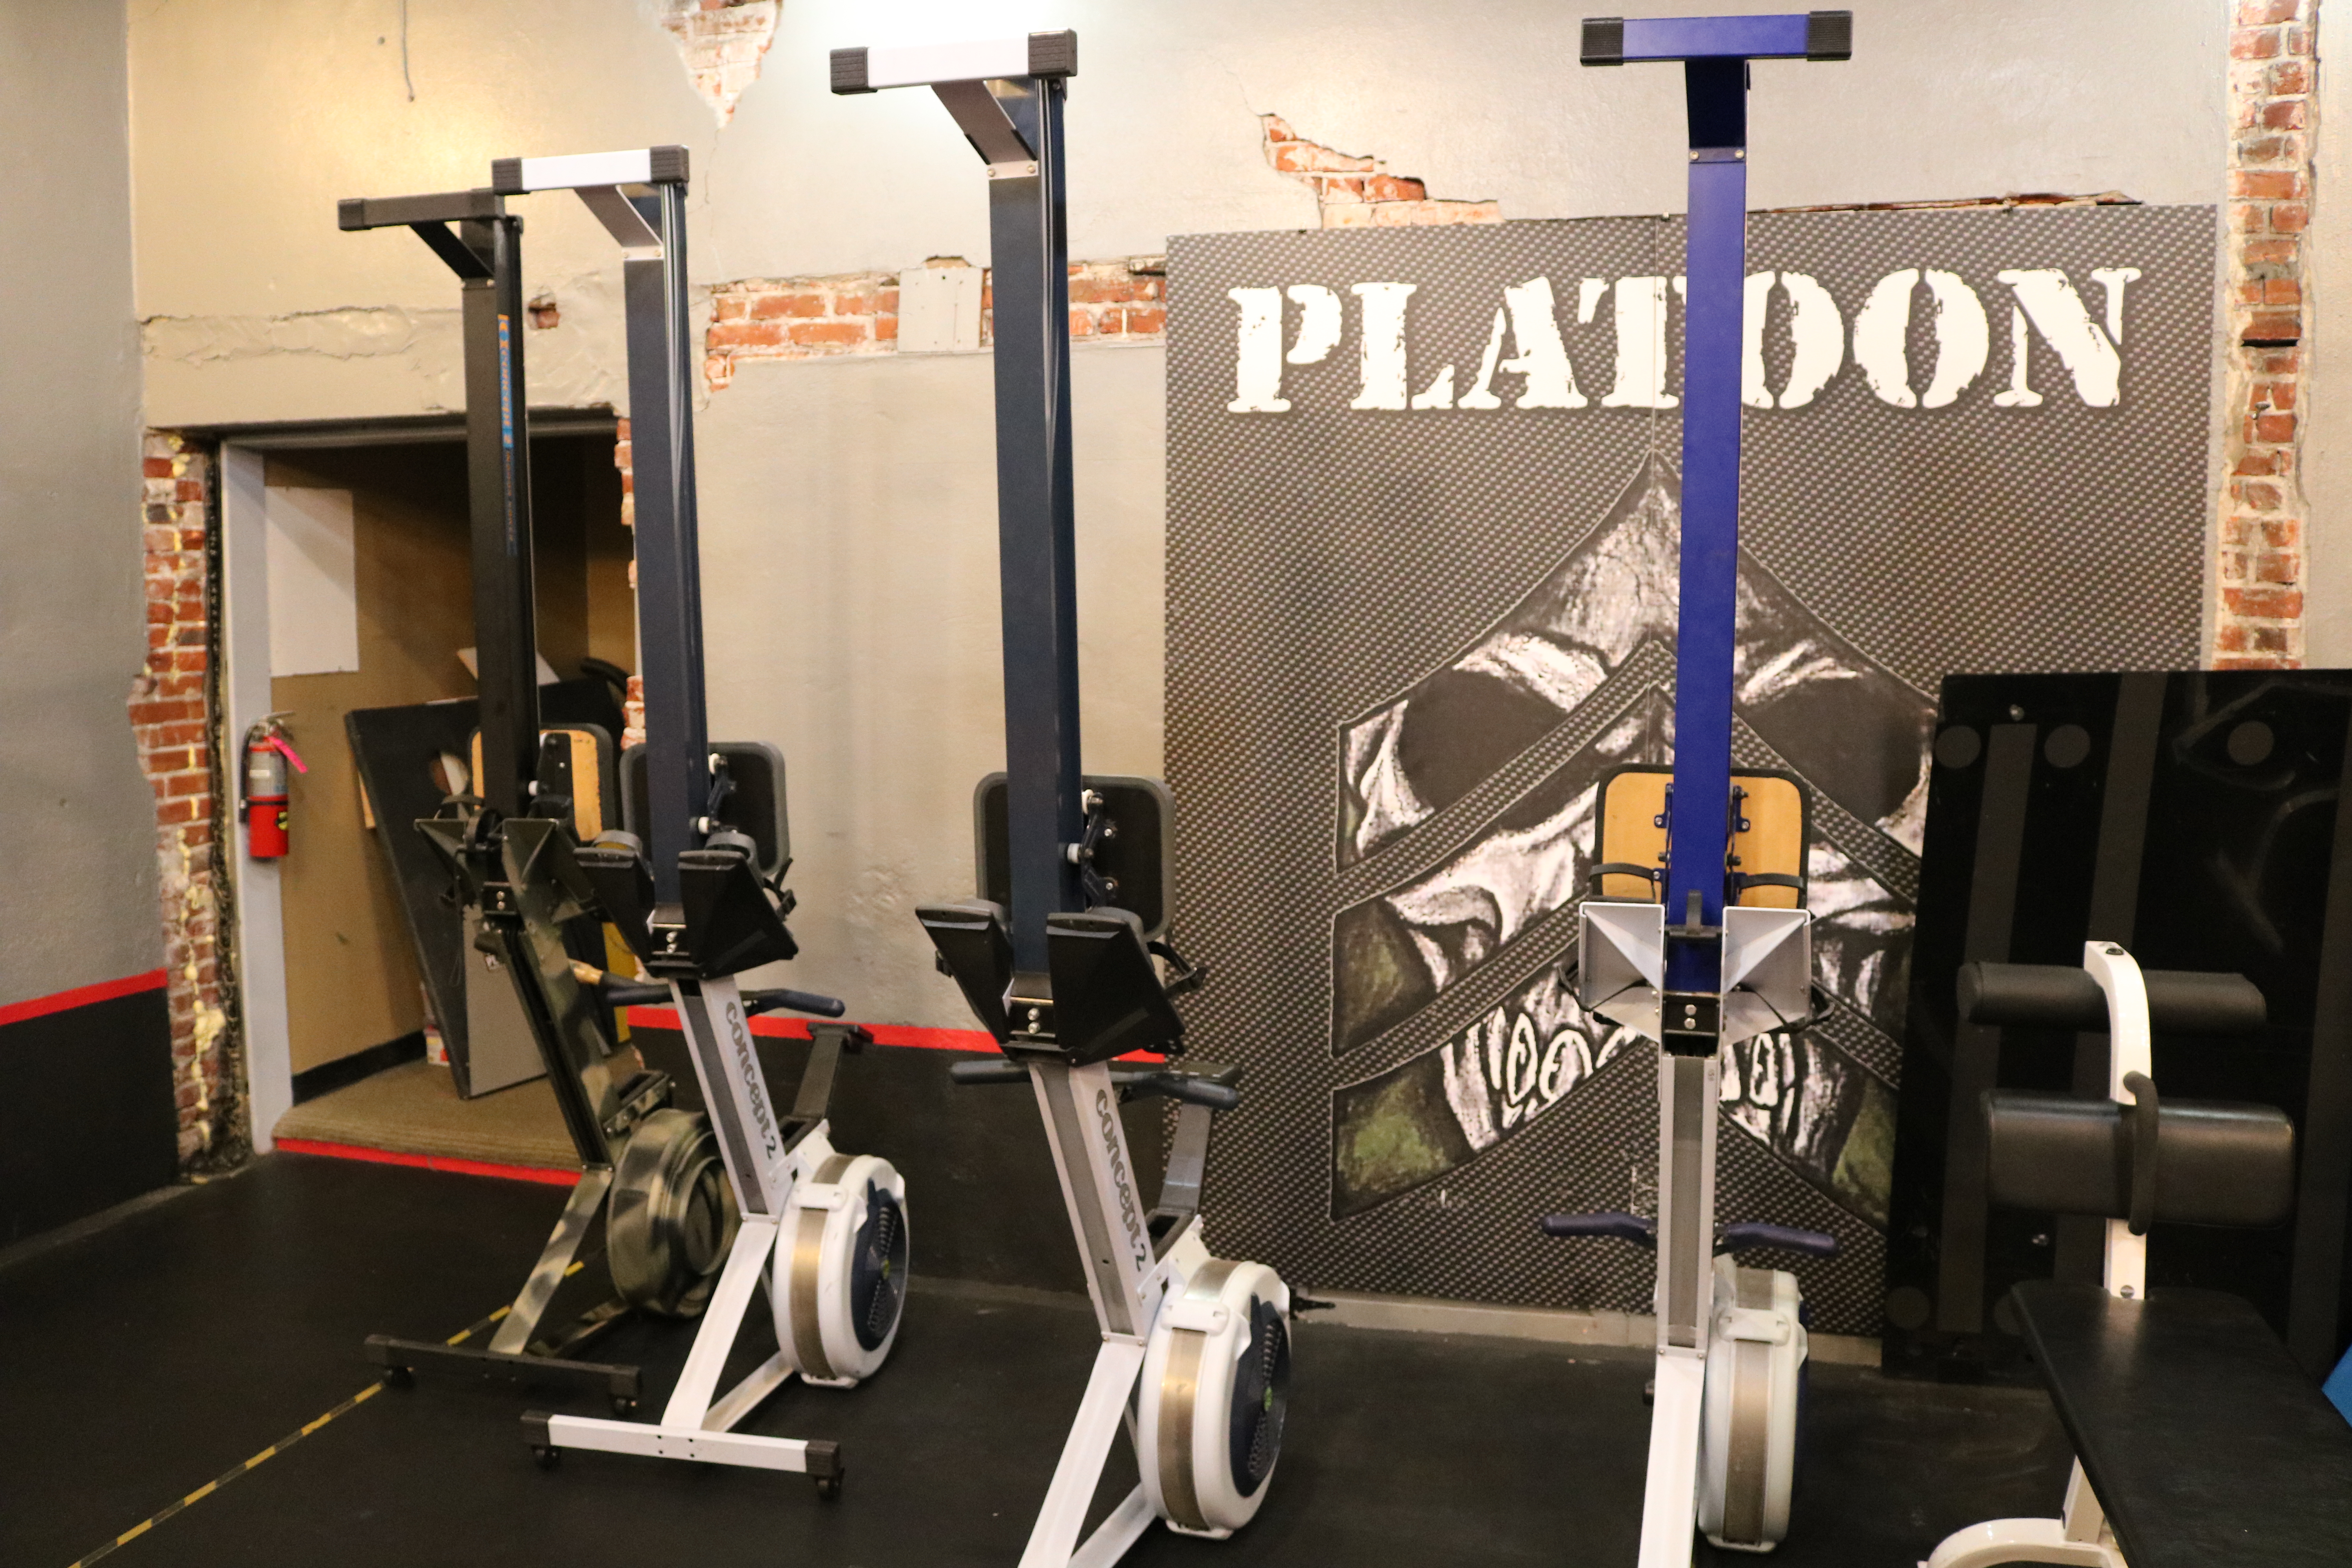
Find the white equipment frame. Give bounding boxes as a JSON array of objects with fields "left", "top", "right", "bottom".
[
  {"left": 1019, "top": 1058, "right": 1224, "bottom": 1568},
  {"left": 1579, "top": 901, "right": 1815, "bottom": 1568}
]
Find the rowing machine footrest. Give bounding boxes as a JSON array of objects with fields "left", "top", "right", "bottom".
[
  {"left": 1540, "top": 1210, "right": 1657, "bottom": 1247},
  {"left": 577, "top": 836, "right": 659, "bottom": 965},
  {"left": 678, "top": 843, "right": 797, "bottom": 976},
  {"left": 919, "top": 901, "right": 1014, "bottom": 1040},
  {"left": 1046, "top": 907, "right": 1185, "bottom": 1066}
]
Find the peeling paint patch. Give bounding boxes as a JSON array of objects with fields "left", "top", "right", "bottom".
[
  {"left": 1259, "top": 114, "right": 1502, "bottom": 228},
  {"left": 653, "top": 0, "right": 780, "bottom": 126},
  {"left": 141, "top": 307, "right": 443, "bottom": 365},
  {"left": 703, "top": 258, "right": 1167, "bottom": 390}
]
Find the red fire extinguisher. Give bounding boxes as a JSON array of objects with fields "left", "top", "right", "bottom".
[{"left": 242, "top": 718, "right": 308, "bottom": 859}]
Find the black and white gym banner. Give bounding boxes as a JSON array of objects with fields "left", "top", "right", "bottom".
[{"left": 1163, "top": 205, "right": 2215, "bottom": 1333}]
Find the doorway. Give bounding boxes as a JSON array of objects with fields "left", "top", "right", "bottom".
[{"left": 221, "top": 419, "right": 632, "bottom": 1144}]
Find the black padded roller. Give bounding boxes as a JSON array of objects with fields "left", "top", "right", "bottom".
[
  {"left": 1984, "top": 1089, "right": 2296, "bottom": 1228},
  {"left": 1958, "top": 962, "right": 2267, "bottom": 1035}
]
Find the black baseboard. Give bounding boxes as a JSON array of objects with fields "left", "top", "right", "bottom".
[
  {"left": 0, "top": 985, "right": 176, "bottom": 1249},
  {"left": 291, "top": 1030, "right": 427, "bottom": 1105}
]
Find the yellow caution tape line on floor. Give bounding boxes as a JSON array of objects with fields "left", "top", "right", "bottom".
[
  {"left": 64, "top": 1382, "right": 385, "bottom": 1567},
  {"left": 63, "top": 1260, "right": 590, "bottom": 1567}
]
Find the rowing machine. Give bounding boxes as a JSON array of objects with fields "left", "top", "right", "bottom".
[
  {"left": 1542, "top": 16, "right": 1852, "bottom": 1566},
  {"left": 489, "top": 146, "right": 907, "bottom": 1489},
  {"left": 831, "top": 34, "right": 1292, "bottom": 1563},
  {"left": 338, "top": 184, "right": 735, "bottom": 1410}
]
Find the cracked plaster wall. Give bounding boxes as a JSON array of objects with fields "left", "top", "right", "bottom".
[
  {"left": 125, "top": 0, "right": 2232, "bottom": 1031},
  {"left": 133, "top": 0, "right": 2227, "bottom": 428}
]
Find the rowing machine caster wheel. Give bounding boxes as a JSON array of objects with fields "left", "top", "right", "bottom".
[
  {"left": 813, "top": 1474, "right": 842, "bottom": 1501},
  {"left": 532, "top": 1445, "right": 561, "bottom": 1470},
  {"left": 609, "top": 1395, "right": 637, "bottom": 1417}
]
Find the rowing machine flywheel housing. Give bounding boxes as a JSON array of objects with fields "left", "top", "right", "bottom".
[
  {"left": 608, "top": 1107, "right": 740, "bottom": 1316},
  {"left": 1698, "top": 1256, "right": 1809, "bottom": 1552},
  {"left": 1139, "top": 1258, "right": 1291, "bottom": 1537},
  {"left": 774, "top": 1151, "right": 909, "bottom": 1386}
]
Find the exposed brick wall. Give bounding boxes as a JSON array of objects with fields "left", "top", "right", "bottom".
[
  {"left": 1067, "top": 259, "right": 1168, "bottom": 341},
  {"left": 702, "top": 259, "right": 1167, "bottom": 390},
  {"left": 706, "top": 273, "right": 900, "bottom": 389},
  {"left": 1258, "top": 114, "right": 1502, "bottom": 228},
  {"left": 655, "top": 0, "right": 780, "bottom": 126},
  {"left": 131, "top": 433, "right": 240, "bottom": 1169},
  {"left": 2215, "top": 0, "right": 2316, "bottom": 668}
]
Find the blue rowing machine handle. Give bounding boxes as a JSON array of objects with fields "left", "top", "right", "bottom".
[
  {"left": 1717, "top": 1221, "right": 1838, "bottom": 1258},
  {"left": 1539, "top": 1211, "right": 1658, "bottom": 1247}
]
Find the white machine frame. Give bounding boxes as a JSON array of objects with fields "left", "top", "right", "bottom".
[
  {"left": 1919, "top": 941, "right": 2147, "bottom": 1568},
  {"left": 1011, "top": 1058, "right": 1287, "bottom": 1567},
  {"left": 538, "top": 975, "right": 886, "bottom": 1481},
  {"left": 1579, "top": 901, "right": 1817, "bottom": 1568}
]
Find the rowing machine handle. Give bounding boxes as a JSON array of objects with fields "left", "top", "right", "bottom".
[
  {"left": 1717, "top": 1221, "right": 1838, "bottom": 1258},
  {"left": 741, "top": 986, "right": 847, "bottom": 1019},
  {"left": 597, "top": 981, "right": 846, "bottom": 1018},
  {"left": 1125, "top": 1070, "right": 1241, "bottom": 1112},
  {"left": 1539, "top": 1211, "right": 1657, "bottom": 1247}
]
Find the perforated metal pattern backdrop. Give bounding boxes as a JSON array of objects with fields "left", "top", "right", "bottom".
[{"left": 1163, "top": 207, "right": 2214, "bottom": 1332}]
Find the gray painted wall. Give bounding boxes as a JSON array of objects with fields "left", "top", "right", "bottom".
[
  {"left": 0, "top": 0, "right": 160, "bottom": 1004},
  {"left": 696, "top": 345, "right": 1163, "bottom": 1024},
  {"left": 121, "top": 0, "right": 2230, "bottom": 1029}
]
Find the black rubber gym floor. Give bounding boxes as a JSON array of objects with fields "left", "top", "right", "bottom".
[{"left": 1, "top": 1155, "right": 2071, "bottom": 1568}]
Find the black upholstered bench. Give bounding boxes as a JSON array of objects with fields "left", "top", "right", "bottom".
[{"left": 2012, "top": 1280, "right": 2352, "bottom": 1568}]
